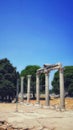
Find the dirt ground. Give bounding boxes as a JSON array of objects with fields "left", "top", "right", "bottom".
[
  {"left": 0, "top": 97, "right": 73, "bottom": 111},
  {"left": 30, "top": 98, "right": 73, "bottom": 110},
  {"left": 0, "top": 98, "right": 73, "bottom": 130}
]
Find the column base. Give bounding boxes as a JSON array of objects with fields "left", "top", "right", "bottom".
[
  {"left": 56, "top": 108, "right": 64, "bottom": 112},
  {"left": 43, "top": 105, "right": 50, "bottom": 109},
  {"left": 20, "top": 101, "right": 24, "bottom": 104},
  {"left": 60, "top": 106, "right": 65, "bottom": 110},
  {"left": 34, "top": 102, "right": 42, "bottom": 108},
  {"left": 49, "top": 105, "right": 55, "bottom": 110},
  {"left": 55, "top": 105, "right": 65, "bottom": 112},
  {"left": 25, "top": 102, "right": 33, "bottom": 106}
]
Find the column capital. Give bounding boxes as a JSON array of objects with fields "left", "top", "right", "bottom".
[
  {"left": 27, "top": 75, "right": 31, "bottom": 78},
  {"left": 44, "top": 70, "right": 50, "bottom": 76},
  {"left": 36, "top": 72, "right": 40, "bottom": 75},
  {"left": 59, "top": 67, "right": 64, "bottom": 73},
  {"left": 21, "top": 76, "right": 24, "bottom": 80}
]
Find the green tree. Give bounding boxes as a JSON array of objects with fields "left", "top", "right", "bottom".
[
  {"left": 0, "top": 58, "right": 19, "bottom": 102},
  {"left": 52, "top": 66, "right": 73, "bottom": 96},
  {"left": 21, "top": 65, "right": 45, "bottom": 98}
]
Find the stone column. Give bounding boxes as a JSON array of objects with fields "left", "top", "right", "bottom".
[
  {"left": 45, "top": 72, "right": 50, "bottom": 106},
  {"left": 59, "top": 68, "right": 65, "bottom": 109},
  {"left": 27, "top": 75, "right": 31, "bottom": 104},
  {"left": 16, "top": 79, "right": 19, "bottom": 112},
  {"left": 21, "top": 77, "right": 24, "bottom": 102},
  {"left": 36, "top": 73, "right": 40, "bottom": 104}
]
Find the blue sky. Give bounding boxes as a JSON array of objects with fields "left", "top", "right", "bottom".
[{"left": 0, "top": 0, "right": 73, "bottom": 86}]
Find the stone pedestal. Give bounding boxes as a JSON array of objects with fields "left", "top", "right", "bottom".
[
  {"left": 27, "top": 75, "right": 31, "bottom": 104},
  {"left": 59, "top": 68, "right": 65, "bottom": 109},
  {"left": 21, "top": 77, "right": 24, "bottom": 102}
]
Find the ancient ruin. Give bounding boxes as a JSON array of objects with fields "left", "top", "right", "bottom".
[
  {"left": 20, "top": 63, "right": 65, "bottom": 110},
  {"left": 0, "top": 63, "right": 73, "bottom": 130}
]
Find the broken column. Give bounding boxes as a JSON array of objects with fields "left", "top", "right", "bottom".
[
  {"left": 27, "top": 75, "right": 31, "bottom": 104},
  {"left": 59, "top": 68, "right": 65, "bottom": 109}
]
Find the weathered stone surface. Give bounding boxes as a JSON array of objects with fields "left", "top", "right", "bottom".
[
  {"left": 0, "top": 125, "right": 7, "bottom": 130},
  {"left": 7, "top": 126, "right": 14, "bottom": 130}
]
